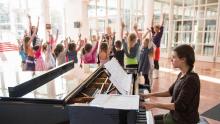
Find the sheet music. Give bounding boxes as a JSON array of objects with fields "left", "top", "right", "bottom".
[
  {"left": 104, "top": 58, "right": 132, "bottom": 95},
  {"left": 90, "top": 94, "right": 139, "bottom": 110}
]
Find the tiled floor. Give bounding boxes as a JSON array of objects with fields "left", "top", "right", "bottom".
[{"left": 144, "top": 58, "right": 220, "bottom": 124}]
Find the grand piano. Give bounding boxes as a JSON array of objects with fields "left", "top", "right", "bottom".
[{"left": 0, "top": 59, "right": 154, "bottom": 124}]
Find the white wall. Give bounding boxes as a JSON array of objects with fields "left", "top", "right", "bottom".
[{"left": 64, "top": 0, "right": 89, "bottom": 40}]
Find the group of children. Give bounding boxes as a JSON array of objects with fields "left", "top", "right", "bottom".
[{"left": 18, "top": 15, "right": 164, "bottom": 92}]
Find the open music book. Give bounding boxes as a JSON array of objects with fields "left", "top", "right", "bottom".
[
  {"left": 90, "top": 94, "right": 139, "bottom": 110},
  {"left": 104, "top": 58, "right": 132, "bottom": 95}
]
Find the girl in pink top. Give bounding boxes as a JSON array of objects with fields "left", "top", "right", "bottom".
[
  {"left": 35, "top": 39, "right": 46, "bottom": 71},
  {"left": 81, "top": 39, "right": 99, "bottom": 64}
]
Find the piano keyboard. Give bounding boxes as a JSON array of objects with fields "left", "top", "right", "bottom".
[
  {"left": 136, "top": 88, "right": 154, "bottom": 124},
  {"left": 136, "top": 109, "right": 147, "bottom": 124}
]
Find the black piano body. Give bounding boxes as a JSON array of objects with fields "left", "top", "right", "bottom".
[{"left": 0, "top": 59, "right": 153, "bottom": 124}]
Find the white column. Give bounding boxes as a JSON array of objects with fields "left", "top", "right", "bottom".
[
  {"left": 143, "top": 0, "right": 154, "bottom": 29},
  {"left": 41, "top": 0, "right": 50, "bottom": 41},
  {"left": 81, "top": 0, "right": 89, "bottom": 39},
  {"left": 116, "top": 0, "right": 121, "bottom": 40},
  {"left": 64, "top": 0, "right": 89, "bottom": 40},
  {"left": 9, "top": 0, "right": 16, "bottom": 42},
  {"left": 167, "top": 0, "right": 174, "bottom": 58}
]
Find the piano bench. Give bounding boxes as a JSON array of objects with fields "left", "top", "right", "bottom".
[{"left": 198, "top": 116, "right": 209, "bottom": 124}]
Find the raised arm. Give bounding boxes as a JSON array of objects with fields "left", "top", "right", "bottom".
[
  {"left": 160, "top": 13, "right": 165, "bottom": 26},
  {"left": 36, "top": 16, "right": 39, "bottom": 33},
  {"left": 121, "top": 21, "right": 125, "bottom": 40},
  {"left": 55, "top": 29, "right": 59, "bottom": 42},
  {"left": 142, "top": 28, "right": 151, "bottom": 40},
  {"left": 151, "top": 15, "right": 155, "bottom": 35},
  {"left": 133, "top": 23, "right": 141, "bottom": 40},
  {"left": 27, "top": 14, "right": 32, "bottom": 36},
  {"left": 28, "top": 27, "right": 37, "bottom": 47},
  {"left": 76, "top": 38, "right": 84, "bottom": 52}
]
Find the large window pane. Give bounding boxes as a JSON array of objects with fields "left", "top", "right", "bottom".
[
  {"left": 137, "top": 0, "right": 143, "bottom": 11},
  {"left": 108, "top": 17, "right": 117, "bottom": 32},
  {"left": 89, "top": 19, "right": 96, "bottom": 36},
  {"left": 218, "top": 32, "right": 220, "bottom": 57},
  {"left": 182, "top": 32, "right": 192, "bottom": 43},
  {"left": 199, "top": 6, "right": 205, "bottom": 18},
  {"left": 97, "top": 18, "right": 105, "bottom": 34},
  {"left": 174, "top": 32, "right": 182, "bottom": 44},
  {"left": 204, "top": 32, "right": 215, "bottom": 45},
  {"left": 108, "top": 0, "right": 117, "bottom": 16},
  {"left": 207, "top": 0, "right": 218, "bottom": 4},
  {"left": 194, "top": 20, "right": 205, "bottom": 31},
  {"left": 184, "top": 0, "right": 193, "bottom": 6},
  {"left": 194, "top": 32, "right": 203, "bottom": 56},
  {"left": 218, "top": 43, "right": 220, "bottom": 57},
  {"left": 206, "top": 5, "right": 217, "bottom": 18},
  {"left": 174, "top": 21, "right": 182, "bottom": 31},
  {"left": 205, "top": 20, "right": 216, "bottom": 31},
  {"left": 194, "top": 32, "right": 203, "bottom": 44},
  {"left": 137, "top": 15, "right": 144, "bottom": 31},
  {"left": 183, "top": 7, "right": 194, "bottom": 19},
  {"left": 88, "top": 0, "right": 96, "bottom": 17},
  {"left": 183, "top": 21, "right": 192, "bottom": 31},
  {"left": 97, "top": 0, "right": 106, "bottom": 17},
  {"left": 122, "top": 14, "right": 130, "bottom": 31},
  {"left": 195, "top": 44, "right": 203, "bottom": 55},
  {"left": 203, "top": 45, "right": 214, "bottom": 56},
  {"left": 174, "top": 6, "right": 183, "bottom": 20}
]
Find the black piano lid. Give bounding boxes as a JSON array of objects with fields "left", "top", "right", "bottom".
[
  {"left": 15, "top": 65, "right": 97, "bottom": 104},
  {"left": 0, "top": 71, "right": 45, "bottom": 97}
]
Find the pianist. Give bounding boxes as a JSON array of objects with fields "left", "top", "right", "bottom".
[{"left": 140, "top": 44, "right": 200, "bottom": 124}]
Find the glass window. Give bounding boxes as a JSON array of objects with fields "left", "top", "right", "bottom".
[
  {"left": 88, "top": 19, "right": 97, "bottom": 39},
  {"left": 89, "top": 19, "right": 96, "bottom": 31},
  {"left": 49, "top": 0, "right": 64, "bottom": 40},
  {"left": 204, "top": 31, "right": 215, "bottom": 45},
  {"left": 207, "top": 0, "right": 218, "bottom": 4},
  {"left": 123, "top": 0, "right": 131, "bottom": 10},
  {"left": 218, "top": 44, "right": 220, "bottom": 56},
  {"left": 200, "top": 0, "right": 206, "bottom": 5},
  {"left": 183, "top": 7, "right": 194, "bottom": 19},
  {"left": 88, "top": 0, "right": 96, "bottom": 17},
  {"left": 182, "top": 32, "right": 192, "bottom": 43},
  {"left": 218, "top": 32, "right": 220, "bottom": 56},
  {"left": 137, "top": 0, "right": 143, "bottom": 11},
  {"left": 203, "top": 45, "right": 214, "bottom": 56},
  {"left": 27, "top": 0, "right": 41, "bottom": 9},
  {"left": 108, "top": 0, "right": 117, "bottom": 16},
  {"left": 108, "top": 17, "right": 117, "bottom": 32},
  {"left": 174, "top": 32, "right": 182, "bottom": 44},
  {"left": 97, "top": 18, "right": 105, "bottom": 34},
  {"left": 97, "top": 0, "right": 106, "bottom": 17},
  {"left": 199, "top": 6, "right": 205, "bottom": 18},
  {"left": 122, "top": 14, "right": 130, "bottom": 31},
  {"left": 174, "top": 0, "right": 183, "bottom": 6},
  {"left": 183, "top": 21, "right": 192, "bottom": 31},
  {"left": 194, "top": 32, "right": 203, "bottom": 44},
  {"left": 206, "top": 5, "right": 217, "bottom": 18},
  {"left": 184, "top": 0, "right": 194, "bottom": 6},
  {"left": 194, "top": 20, "right": 205, "bottom": 31},
  {"left": 174, "top": 21, "right": 182, "bottom": 31},
  {"left": 161, "top": 32, "right": 168, "bottom": 48},
  {"left": 137, "top": 15, "right": 144, "bottom": 31},
  {"left": 174, "top": 6, "right": 183, "bottom": 20},
  {"left": 205, "top": 20, "right": 216, "bottom": 31},
  {"left": 195, "top": 44, "right": 203, "bottom": 55}
]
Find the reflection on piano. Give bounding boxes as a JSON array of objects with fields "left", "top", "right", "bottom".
[{"left": 0, "top": 59, "right": 154, "bottom": 124}]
